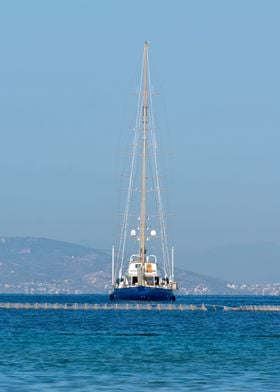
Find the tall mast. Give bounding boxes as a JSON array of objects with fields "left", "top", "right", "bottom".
[{"left": 140, "top": 41, "right": 148, "bottom": 264}]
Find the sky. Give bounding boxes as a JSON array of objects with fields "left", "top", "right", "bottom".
[{"left": 0, "top": 1, "right": 280, "bottom": 282}]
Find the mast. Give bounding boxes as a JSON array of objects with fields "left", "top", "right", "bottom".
[{"left": 140, "top": 41, "right": 148, "bottom": 264}]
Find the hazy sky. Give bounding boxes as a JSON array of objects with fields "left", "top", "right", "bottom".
[{"left": 1, "top": 1, "right": 280, "bottom": 282}]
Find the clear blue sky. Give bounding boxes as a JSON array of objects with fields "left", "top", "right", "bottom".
[{"left": 1, "top": 1, "right": 280, "bottom": 282}]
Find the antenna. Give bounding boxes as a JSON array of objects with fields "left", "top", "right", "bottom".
[
  {"left": 112, "top": 246, "right": 115, "bottom": 286},
  {"left": 171, "top": 246, "right": 174, "bottom": 281}
]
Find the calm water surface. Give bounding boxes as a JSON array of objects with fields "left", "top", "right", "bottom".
[{"left": 0, "top": 295, "right": 279, "bottom": 391}]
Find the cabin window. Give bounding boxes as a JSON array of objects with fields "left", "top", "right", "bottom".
[{"left": 132, "top": 277, "right": 138, "bottom": 285}]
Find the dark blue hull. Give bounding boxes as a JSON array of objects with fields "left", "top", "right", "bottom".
[{"left": 109, "top": 286, "right": 176, "bottom": 301}]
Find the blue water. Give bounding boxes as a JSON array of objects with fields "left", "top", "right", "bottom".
[{"left": 0, "top": 295, "right": 279, "bottom": 391}]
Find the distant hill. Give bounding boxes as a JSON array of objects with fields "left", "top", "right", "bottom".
[
  {"left": 178, "top": 242, "right": 280, "bottom": 284},
  {"left": 0, "top": 236, "right": 276, "bottom": 295},
  {"left": 0, "top": 237, "right": 111, "bottom": 294},
  {"left": 175, "top": 268, "right": 238, "bottom": 295}
]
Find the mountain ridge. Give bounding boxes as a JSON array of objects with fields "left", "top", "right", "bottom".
[
  {"left": 0, "top": 236, "right": 278, "bottom": 295},
  {"left": 177, "top": 242, "right": 280, "bottom": 284}
]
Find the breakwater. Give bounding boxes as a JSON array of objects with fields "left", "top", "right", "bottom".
[{"left": 0, "top": 302, "right": 280, "bottom": 311}]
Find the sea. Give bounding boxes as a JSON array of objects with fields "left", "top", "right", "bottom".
[{"left": 0, "top": 295, "right": 279, "bottom": 391}]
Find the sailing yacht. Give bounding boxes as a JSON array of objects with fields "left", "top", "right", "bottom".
[{"left": 109, "top": 42, "right": 177, "bottom": 301}]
